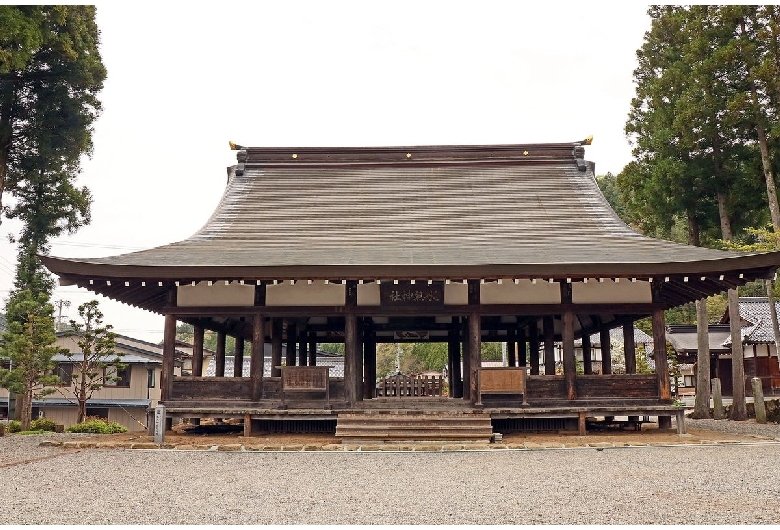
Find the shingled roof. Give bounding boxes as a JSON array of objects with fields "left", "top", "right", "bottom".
[
  {"left": 40, "top": 142, "right": 780, "bottom": 311},
  {"left": 722, "top": 297, "right": 780, "bottom": 345}
]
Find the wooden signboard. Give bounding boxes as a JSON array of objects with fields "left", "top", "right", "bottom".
[{"left": 380, "top": 282, "right": 444, "bottom": 307}]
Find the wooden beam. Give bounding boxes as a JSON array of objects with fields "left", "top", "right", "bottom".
[
  {"left": 448, "top": 324, "right": 460, "bottom": 398},
  {"left": 192, "top": 325, "right": 204, "bottom": 377},
  {"left": 308, "top": 334, "right": 317, "bottom": 367},
  {"left": 563, "top": 310, "right": 577, "bottom": 400},
  {"left": 298, "top": 327, "right": 307, "bottom": 367},
  {"left": 469, "top": 310, "right": 481, "bottom": 402},
  {"left": 363, "top": 324, "right": 376, "bottom": 399},
  {"left": 461, "top": 315, "right": 471, "bottom": 399},
  {"left": 251, "top": 314, "right": 265, "bottom": 401},
  {"left": 344, "top": 280, "right": 361, "bottom": 404},
  {"left": 543, "top": 315, "right": 555, "bottom": 375}
]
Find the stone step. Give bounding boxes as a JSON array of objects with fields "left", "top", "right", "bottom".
[{"left": 335, "top": 412, "right": 493, "bottom": 443}]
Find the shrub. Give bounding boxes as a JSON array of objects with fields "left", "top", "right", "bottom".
[
  {"left": 17, "top": 430, "right": 47, "bottom": 435},
  {"left": 66, "top": 418, "right": 127, "bottom": 434},
  {"left": 7, "top": 420, "right": 22, "bottom": 433},
  {"left": 30, "top": 418, "right": 58, "bottom": 432}
]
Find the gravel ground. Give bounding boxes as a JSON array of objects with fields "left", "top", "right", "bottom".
[
  {"left": 1, "top": 426, "right": 779, "bottom": 525},
  {"left": 685, "top": 417, "right": 780, "bottom": 440}
]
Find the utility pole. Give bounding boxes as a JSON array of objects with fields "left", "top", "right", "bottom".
[{"left": 54, "top": 299, "right": 71, "bottom": 332}]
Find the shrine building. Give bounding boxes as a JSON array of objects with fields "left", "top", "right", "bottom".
[{"left": 40, "top": 141, "right": 780, "bottom": 440}]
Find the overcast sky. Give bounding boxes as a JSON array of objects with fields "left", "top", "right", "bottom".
[{"left": 0, "top": 2, "right": 652, "bottom": 342}]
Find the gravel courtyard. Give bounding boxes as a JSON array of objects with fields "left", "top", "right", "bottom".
[{"left": 1, "top": 420, "right": 779, "bottom": 525}]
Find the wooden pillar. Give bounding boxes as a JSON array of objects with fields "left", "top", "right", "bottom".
[
  {"left": 506, "top": 327, "right": 516, "bottom": 367},
  {"left": 461, "top": 315, "right": 471, "bottom": 400},
  {"left": 192, "top": 325, "right": 204, "bottom": 377},
  {"left": 623, "top": 322, "right": 636, "bottom": 374},
  {"left": 215, "top": 331, "right": 226, "bottom": 377},
  {"left": 728, "top": 288, "right": 747, "bottom": 420},
  {"left": 469, "top": 311, "right": 481, "bottom": 402},
  {"left": 447, "top": 325, "right": 458, "bottom": 397},
  {"left": 563, "top": 311, "right": 577, "bottom": 400},
  {"left": 543, "top": 315, "right": 555, "bottom": 375},
  {"left": 652, "top": 307, "right": 671, "bottom": 401},
  {"left": 561, "top": 281, "right": 576, "bottom": 399},
  {"left": 233, "top": 337, "right": 244, "bottom": 377},
  {"left": 529, "top": 323, "right": 540, "bottom": 375},
  {"left": 308, "top": 334, "right": 317, "bottom": 366},
  {"left": 162, "top": 313, "right": 177, "bottom": 402},
  {"left": 271, "top": 318, "right": 283, "bottom": 377},
  {"left": 251, "top": 315, "right": 265, "bottom": 401},
  {"left": 363, "top": 324, "right": 376, "bottom": 399},
  {"left": 285, "top": 321, "right": 297, "bottom": 367},
  {"left": 450, "top": 319, "right": 463, "bottom": 398},
  {"left": 517, "top": 328, "right": 527, "bottom": 368},
  {"left": 344, "top": 280, "right": 361, "bottom": 405},
  {"left": 467, "top": 280, "right": 481, "bottom": 402},
  {"left": 298, "top": 328, "right": 307, "bottom": 367},
  {"left": 600, "top": 327, "right": 612, "bottom": 375},
  {"left": 251, "top": 284, "right": 266, "bottom": 401},
  {"left": 582, "top": 332, "right": 592, "bottom": 375}
]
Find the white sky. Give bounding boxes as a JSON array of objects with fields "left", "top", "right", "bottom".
[{"left": 0, "top": 2, "right": 652, "bottom": 342}]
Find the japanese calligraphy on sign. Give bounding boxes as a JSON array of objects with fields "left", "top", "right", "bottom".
[{"left": 380, "top": 282, "right": 444, "bottom": 306}]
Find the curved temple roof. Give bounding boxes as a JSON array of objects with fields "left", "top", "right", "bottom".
[{"left": 41, "top": 141, "right": 780, "bottom": 311}]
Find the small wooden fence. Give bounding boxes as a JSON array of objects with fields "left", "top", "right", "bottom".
[{"left": 377, "top": 374, "right": 444, "bottom": 397}]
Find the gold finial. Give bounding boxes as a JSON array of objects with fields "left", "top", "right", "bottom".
[
  {"left": 229, "top": 141, "right": 245, "bottom": 150},
  {"left": 584, "top": 135, "right": 593, "bottom": 145}
]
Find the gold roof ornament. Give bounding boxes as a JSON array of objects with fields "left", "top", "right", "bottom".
[
  {"left": 229, "top": 141, "right": 246, "bottom": 150},
  {"left": 583, "top": 135, "right": 593, "bottom": 145}
]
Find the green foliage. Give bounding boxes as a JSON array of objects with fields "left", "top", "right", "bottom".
[
  {"left": 29, "top": 417, "right": 56, "bottom": 431},
  {"left": 1, "top": 6, "right": 107, "bottom": 303},
  {"left": 62, "top": 300, "right": 120, "bottom": 424},
  {"left": 0, "top": 290, "right": 64, "bottom": 430},
  {"left": 319, "top": 343, "right": 345, "bottom": 355},
  {"left": 175, "top": 322, "right": 236, "bottom": 354},
  {"left": 17, "top": 429, "right": 46, "bottom": 435},
  {"left": 66, "top": 418, "right": 127, "bottom": 434},
  {"left": 7, "top": 419, "right": 21, "bottom": 433}
]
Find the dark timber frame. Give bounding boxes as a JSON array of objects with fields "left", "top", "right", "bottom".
[{"left": 40, "top": 141, "right": 780, "bottom": 436}]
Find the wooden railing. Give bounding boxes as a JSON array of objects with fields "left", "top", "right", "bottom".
[{"left": 377, "top": 374, "right": 443, "bottom": 397}]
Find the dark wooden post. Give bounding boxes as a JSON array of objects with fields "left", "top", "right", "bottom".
[
  {"left": 161, "top": 291, "right": 177, "bottom": 402},
  {"left": 298, "top": 328, "right": 307, "bottom": 367},
  {"left": 517, "top": 328, "right": 527, "bottom": 367},
  {"left": 450, "top": 319, "right": 463, "bottom": 398},
  {"left": 529, "top": 323, "right": 540, "bottom": 375},
  {"left": 652, "top": 306, "right": 672, "bottom": 429},
  {"left": 506, "top": 327, "right": 516, "bottom": 367},
  {"left": 652, "top": 308, "right": 671, "bottom": 400},
  {"left": 561, "top": 283, "right": 576, "bottom": 400},
  {"left": 234, "top": 337, "right": 244, "bottom": 377},
  {"left": 623, "top": 322, "right": 636, "bottom": 374},
  {"left": 582, "top": 332, "right": 592, "bottom": 375},
  {"left": 215, "top": 331, "right": 226, "bottom": 377},
  {"left": 461, "top": 315, "right": 471, "bottom": 400},
  {"left": 563, "top": 311, "right": 577, "bottom": 400},
  {"left": 285, "top": 321, "right": 297, "bottom": 367},
  {"left": 192, "top": 325, "right": 204, "bottom": 377},
  {"left": 251, "top": 283, "right": 266, "bottom": 401},
  {"left": 447, "top": 325, "right": 457, "bottom": 397},
  {"left": 468, "top": 280, "right": 481, "bottom": 402},
  {"left": 345, "top": 280, "right": 361, "bottom": 405},
  {"left": 308, "top": 334, "right": 317, "bottom": 366},
  {"left": 543, "top": 315, "right": 555, "bottom": 375},
  {"left": 600, "top": 327, "right": 612, "bottom": 375},
  {"left": 363, "top": 324, "right": 376, "bottom": 399},
  {"left": 251, "top": 315, "right": 265, "bottom": 401},
  {"left": 271, "top": 318, "right": 282, "bottom": 377}
]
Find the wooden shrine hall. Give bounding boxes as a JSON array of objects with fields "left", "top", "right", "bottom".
[{"left": 41, "top": 141, "right": 780, "bottom": 441}]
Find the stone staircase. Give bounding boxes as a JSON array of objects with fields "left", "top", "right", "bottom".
[{"left": 335, "top": 411, "right": 494, "bottom": 444}]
